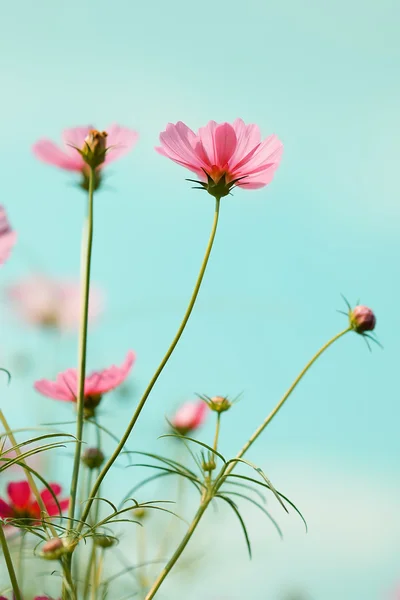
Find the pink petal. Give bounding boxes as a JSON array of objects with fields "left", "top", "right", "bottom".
[
  {"left": 34, "top": 372, "right": 76, "bottom": 401},
  {"left": 198, "top": 120, "right": 218, "bottom": 165},
  {"left": 171, "top": 400, "right": 208, "bottom": 431},
  {"left": 230, "top": 119, "right": 261, "bottom": 166},
  {"left": 104, "top": 124, "right": 139, "bottom": 164},
  {"left": 7, "top": 481, "right": 32, "bottom": 508},
  {"left": 85, "top": 350, "right": 135, "bottom": 396},
  {"left": 40, "top": 483, "right": 62, "bottom": 505},
  {"left": 0, "top": 206, "right": 16, "bottom": 266},
  {"left": 213, "top": 123, "right": 237, "bottom": 168},
  {"left": 0, "top": 498, "right": 13, "bottom": 518},
  {"left": 32, "top": 140, "right": 85, "bottom": 171},
  {"left": 62, "top": 126, "right": 93, "bottom": 156},
  {"left": 158, "top": 122, "right": 207, "bottom": 171}
]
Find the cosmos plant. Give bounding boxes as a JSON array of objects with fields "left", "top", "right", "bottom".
[{"left": 0, "top": 120, "right": 379, "bottom": 600}]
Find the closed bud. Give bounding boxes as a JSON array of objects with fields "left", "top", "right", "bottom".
[
  {"left": 81, "top": 129, "right": 108, "bottom": 168},
  {"left": 93, "top": 534, "right": 116, "bottom": 548},
  {"left": 133, "top": 507, "right": 148, "bottom": 520},
  {"left": 349, "top": 305, "right": 376, "bottom": 334},
  {"left": 209, "top": 395, "right": 232, "bottom": 413},
  {"left": 81, "top": 447, "right": 105, "bottom": 469},
  {"left": 41, "top": 537, "right": 66, "bottom": 560},
  {"left": 202, "top": 457, "right": 216, "bottom": 472}
]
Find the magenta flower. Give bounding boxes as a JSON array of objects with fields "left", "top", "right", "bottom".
[
  {"left": 170, "top": 400, "right": 208, "bottom": 435},
  {"left": 0, "top": 481, "right": 68, "bottom": 523},
  {"left": 34, "top": 351, "right": 135, "bottom": 417},
  {"left": 7, "top": 274, "right": 102, "bottom": 331},
  {"left": 0, "top": 206, "right": 16, "bottom": 266},
  {"left": 33, "top": 124, "right": 138, "bottom": 171},
  {"left": 156, "top": 119, "right": 283, "bottom": 197}
]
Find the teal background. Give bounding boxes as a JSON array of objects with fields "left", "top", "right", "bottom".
[{"left": 0, "top": 0, "right": 399, "bottom": 598}]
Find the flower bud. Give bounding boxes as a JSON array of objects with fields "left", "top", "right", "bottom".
[
  {"left": 81, "top": 130, "right": 108, "bottom": 168},
  {"left": 83, "top": 393, "right": 103, "bottom": 418},
  {"left": 209, "top": 395, "right": 232, "bottom": 413},
  {"left": 93, "top": 534, "right": 117, "bottom": 548},
  {"left": 81, "top": 447, "right": 105, "bottom": 469},
  {"left": 202, "top": 457, "right": 216, "bottom": 472},
  {"left": 41, "top": 537, "right": 66, "bottom": 560},
  {"left": 133, "top": 507, "right": 148, "bottom": 520},
  {"left": 349, "top": 305, "right": 376, "bottom": 334}
]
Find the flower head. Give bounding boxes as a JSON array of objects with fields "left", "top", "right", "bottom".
[
  {"left": 0, "top": 481, "right": 68, "bottom": 524},
  {"left": 156, "top": 119, "right": 283, "bottom": 197},
  {"left": 0, "top": 206, "right": 17, "bottom": 266},
  {"left": 169, "top": 400, "right": 208, "bottom": 435},
  {"left": 7, "top": 275, "right": 102, "bottom": 331},
  {"left": 33, "top": 124, "right": 138, "bottom": 189},
  {"left": 81, "top": 447, "right": 105, "bottom": 469},
  {"left": 34, "top": 351, "right": 135, "bottom": 417},
  {"left": 349, "top": 305, "right": 376, "bottom": 334}
]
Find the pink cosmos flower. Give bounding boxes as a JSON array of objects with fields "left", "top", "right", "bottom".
[
  {"left": 0, "top": 205, "right": 17, "bottom": 266},
  {"left": 156, "top": 119, "right": 283, "bottom": 196},
  {"left": 33, "top": 124, "right": 138, "bottom": 172},
  {"left": 34, "top": 351, "right": 135, "bottom": 417},
  {"left": 0, "top": 481, "right": 68, "bottom": 523},
  {"left": 170, "top": 400, "right": 208, "bottom": 435},
  {"left": 7, "top": 274, "right": 103, "bottom": 331}
]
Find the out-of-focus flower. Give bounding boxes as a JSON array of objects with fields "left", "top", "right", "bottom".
[
  {"left": 156, "top": 119, "right": 283, "bottom": 197},
  {"left": 7, "top": 274, "right": 103, "bottom": 331},
  {"left": 34, "top": 351, "right": 135, "bottom": 417},
  {"left": 81, "top": 447, "right": 105, "bottom": 469},
  {"left": 32, "top": 124, "right": 138, "bottom": 189},
  {"left": 0, "top": 481, "right": 68, "bottom": 524},
  {"left": 169, "top": 400, "right": 208, "bottom": 435},
  {"left": 40, "top": 537, "right": 68, "bottom": 560},
  {"left": 0, "top": 206, "right": 17, "bottom": 266},
  {"left": 208, "top": 395, "right": 232, "bottom": 413},
  {"left": 349, "top": 305, "right": 376, "bottom": 333}
]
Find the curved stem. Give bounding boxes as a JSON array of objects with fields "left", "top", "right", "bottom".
[
  {"left": 226, "top": 327, "right": 351, "bottom": 473},
  {"left": 68, "top": 166, "right": 95, "bottom": 530},
  {"left": 145, "top": 500, "right": 210, "bottom": 600},
  {"left": 78, "top": 197, "right": 221, "bottom": 533},
  {"left": 144, "top": 327, "right": 351, "bottom": 598},
  {"left": 0, "top": 525, "right": 23, "bottom": 600}
]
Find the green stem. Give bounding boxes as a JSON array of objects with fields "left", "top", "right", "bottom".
[
  {"left": 144, "top": 327, "right": 351, "bottom": 598},
  {"left": 0, "top": 525, "right": 23, "bottom": 600},
  {"left": 145, "top": 499, "right": 210, "bottom": 600},
  {"left": 223, "top": 327, "right": 351, "bottom": 478},
  {"left": 78, "top": 197, "right": 221, "bottom": 533},
  {"left": 213, "top": 413, "right": 221, "bottom": 453},
  {"left": 68, "top": 166, "right": 95, "bottom": 530}
]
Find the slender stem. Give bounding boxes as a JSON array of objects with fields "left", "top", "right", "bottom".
[
  {"left": 68, "top": 166, "right": 95, "bottom": 530},
  {"left": 78, "top": 197, "right": 221, "bottom": 533},
  {"left": 17, "top": 532, "right": 26, "bottom": 590},
  {"left": 145, "top": 500, "right": 210, "bottom": 600},
  {"left": 83, "top": 542, "right": 96, "bottom": 600},
  {"left": 226, "top": 327, "right": 351, "bottom": 473},
  {"left": 213, "top": 413, "right": 221, "bottom": 453},
  {"left": 144, "top": 327, "right": 351, "bottom": 598},
  {"left": 0, "top": 410, "right": 58, "bottom": 539},
  {"left": 0, "top": 525, "right": 23, "bottom": 600}
]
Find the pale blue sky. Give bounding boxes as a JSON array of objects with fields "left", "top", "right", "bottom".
[{"left": 0, "top": 0, "right": 399, "bottom": 598}]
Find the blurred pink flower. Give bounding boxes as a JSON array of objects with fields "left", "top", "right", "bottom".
[
  {"left": 0, "top": 205, "right": 17, "bottom": 266},
  {"left": 34, "top": 351, "right": 135, "bottom": 416},
  {"left": 32, "top": 124, "right": 138, "bottom": 172},
  {"left": 170, "top": 400, "right": 208, "bottom": 435},
  {"left": 7, "top": 274, "right": 103, "bottom": 331},
  {"left": 156, "top": 119, "right": 283, "bottom": 194},
  {"left": 0, "top": 481, "right": 68, "bottom": 522}
]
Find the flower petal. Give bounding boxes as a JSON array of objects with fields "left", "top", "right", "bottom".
[
  {"left": 32, "top": 140, "right": 85, "bottom": 171},
  {"left": 214, "top": 123, "right": 237, "bottom": 168},
  {"left": 62, "top": 126, "right": 93, "bottom": 156},
  {"left": 7, "top": 481, "right": 32, "bottom": 508},
  {"left": 85, "top": 350, "right": 135, "bottom": 396},
  {"left": 0, "top": 206, "right": 17, "bottom": 266},
  {"left": 104, "top": 124, "right": 138, "bottom": 164},
  {"left": 0, "top": 498, "right": 13, "bottom": 518}
]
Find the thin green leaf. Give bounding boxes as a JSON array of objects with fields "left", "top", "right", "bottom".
[
  {"left": 223, "top": 491, "right": 283, "bottom": 539},
  {"left": 223, "top": 480, "right": 267, "bottom": 504},
  {"left": 223, "top": 458, "right": 288, "bottom": 513},
  {"left": 225, "top": 474, "right": 307, "bottom": 532},
  {"left": 216, "top": 494, "right": 252, "bottom": 558},
  {"left": 159, "top": 434, "right": 226, "bottom": 463},
  {"left": 126, "top": 451, "right": 199, "bottom": 479}
]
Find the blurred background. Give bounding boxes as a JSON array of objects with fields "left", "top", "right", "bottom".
[{"left": 1, "top": 0, "right": 399, "bottom": 598}]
